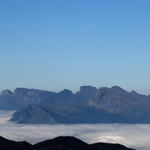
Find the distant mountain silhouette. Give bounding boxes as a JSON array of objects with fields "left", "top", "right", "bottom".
[
  {"left": 0, "top": 136, "right": 135, "bottom": 150},
  {"left": 7, "top": 86, "right": 150, "bottom": 124},
  {"left": 1, "top": 86, "right": 150, "bottom": 123}
]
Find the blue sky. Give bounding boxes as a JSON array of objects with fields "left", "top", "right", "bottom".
[{"left": 0, "top": 0, "right": 150, "bottom": 94}]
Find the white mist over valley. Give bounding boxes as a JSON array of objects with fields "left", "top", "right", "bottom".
[{"left": 0, "top": 111, "right": 150, "bottom": 150}]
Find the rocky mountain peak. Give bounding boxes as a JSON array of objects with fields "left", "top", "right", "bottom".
[
  {"left": 59, "top": 89, "right": 73, "bottom": 95},
  {"left": 14, "top": 88, "right": 30, "bottom": 95},
  {"left": 111, "top": 86, "right": 127, "bottom": 94},
  {"left": 0, "top": 89, "right": 13, "bottom": 96},
  {"left": 79, "top": 86, "right": 97, "bottom": 93}
]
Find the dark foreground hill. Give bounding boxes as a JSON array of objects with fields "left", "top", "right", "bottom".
[
  {"left": 0, "top": 136, "right": 135, "bottom": 150},
  {"left": 0, "top": 136, "right": 34, "bottom": 150}
]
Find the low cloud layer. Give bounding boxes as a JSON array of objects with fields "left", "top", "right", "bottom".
[{"left": 0, "top": 111, "right": 150, "bottom": 150}]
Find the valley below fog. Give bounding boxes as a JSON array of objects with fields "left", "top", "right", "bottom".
[{"left": 0, "top": 111, "right": 150, "bottom": 150}]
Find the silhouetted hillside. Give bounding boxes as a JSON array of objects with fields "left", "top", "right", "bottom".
[
  {"left": 0, "top": 136, "right": 34, "bottom": 150},
  {"left": 0, "top": 136, "right": 135, "bottom": 150}
]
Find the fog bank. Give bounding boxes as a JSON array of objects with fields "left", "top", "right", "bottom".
[{"left": 0, "top": 111, "right": 150, "bottom": 150}]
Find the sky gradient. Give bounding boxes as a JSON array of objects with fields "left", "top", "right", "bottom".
[{"left": 0, "top": 0, "right": 150, "bottom": 94}]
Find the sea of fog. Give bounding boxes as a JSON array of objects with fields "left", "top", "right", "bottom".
[{"left": 0, "top": 111, "right": 150, "bottom": 150}]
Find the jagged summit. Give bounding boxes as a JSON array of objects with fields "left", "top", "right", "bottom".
[
  {"left": 111, "top": 85, "right": 126, "bottom": 91},
  {"left": 79, "top": 86, "right": 97, "bottom": 93},
  {"left": 59, "top": 89, "right": 73, "bottom": 95},
  {"left": 0, "top": 89, "right": 13, "bottom": 96},
  {"left": 14, "top": 88, "right": 30, "bottom": 95}
]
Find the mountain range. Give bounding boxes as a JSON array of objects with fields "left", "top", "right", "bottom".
[
  {"left": 1, "top": 86, "right": 150, "bottom": 123},
  {"left": 0, "top": 136, "right": 135, "bottom": 150}
]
